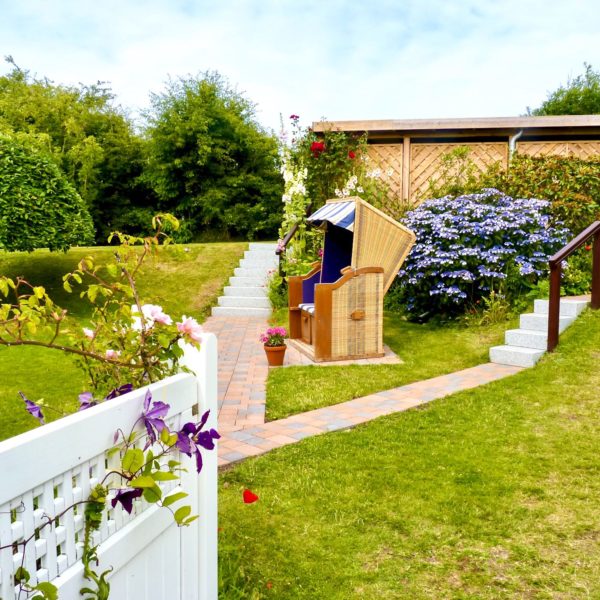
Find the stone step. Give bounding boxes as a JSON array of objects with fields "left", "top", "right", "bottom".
[
  {"left": 534, "top": 298, "right": 589, "bottom": 318},
  {"left": 211, "top": 306, "right": 271, "bottom": 317},
  {"left": 489, "top": 345, "right": 545, "bottom": 368},
  {"left": 239, "top": 258, "right": 278, "bottom": 269},
  {"left": 234, "top": 267, "right": 271, "bottom": 278},
  {"left": 244, "top": 249, "right": 277, "bottom": 259},
  {"left": 505, "top": 328, "right": 547, "bottom": 350},
  {"left": 248, "top": 242, "right": 277, "bottom": 251},
  {"left": 520, "top": 312, "right": 575, "bottom": 333},
  {"left": 224, "top": 285, "right": 267, "bottom": 297},
  {"left": 229, "top": 276, "right": 266, "bottom": 287},
  {"left": 218, "top": 295, "right": 271, "bottom": 309},
  {"left": 520, "top": 313, "right": 574, "bottom": 333}
]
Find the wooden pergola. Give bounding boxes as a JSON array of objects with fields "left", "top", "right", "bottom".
[{"left": 313, "top": 115, "right": 600, "bottom": 205}]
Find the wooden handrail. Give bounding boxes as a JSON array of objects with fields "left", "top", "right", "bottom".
[
  {"left": 276, "top": 203, "right": 313, "bottom": 275},
  {"left": 547, "top": 220, "right": 600, "bottom": 352}
]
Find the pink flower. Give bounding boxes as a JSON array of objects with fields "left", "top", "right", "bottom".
[
  {"left": 318, "top": 248, "right": 324, "bottom": 257},
  {"left": 83, "top": 327, "right": 95, "bottom": 339},
  {"left": 177, "top": 316, "right": 203, "bottom": 343},
  {"left": 141, "top": 304, "right": 172, "bottom": 326},
  {"left": 105, "top": 349, "right": 121, "bottom": 360}
]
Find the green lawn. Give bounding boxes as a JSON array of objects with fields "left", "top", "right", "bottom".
[
  {"left": 0, "top": 242, "right": 246, "bottom": 439},
  {"left": 219, "top": 308, "right": 600, "bottom": 599},
  {"left": 266, "top": 315, "right": 514, "bottom": 420}
]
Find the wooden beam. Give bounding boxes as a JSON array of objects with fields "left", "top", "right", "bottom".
[{"left": 402, "top": 137, "right": 410, "bottom": 202}]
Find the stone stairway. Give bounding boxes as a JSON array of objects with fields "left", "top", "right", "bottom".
[
  {"left": 211, "top": 242, "right": 277, "bottom": 317},
  {"left": 489, "top": 297, "right": 589, "bottom": 368}
]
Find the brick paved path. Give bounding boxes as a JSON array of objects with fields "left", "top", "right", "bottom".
[{"left": 202, "top": 315, "right": 523, "bottom": 469}]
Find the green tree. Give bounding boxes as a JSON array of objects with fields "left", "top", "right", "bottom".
[
  {"left": 0, "top": 134, "right": 94, "bottom": 251},
  {"left": 143, "top": 72, "right": 283, "bottom": 240},
  {"left": 0, "top": 57, "right": 153, "bottom": 242},
  {"left": 529, "top": 63, "right": 600, "bottom": 115}
]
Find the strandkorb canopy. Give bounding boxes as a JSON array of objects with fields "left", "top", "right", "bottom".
[{"left": 308, "top": 197, "right": 416, "bottom": 294}]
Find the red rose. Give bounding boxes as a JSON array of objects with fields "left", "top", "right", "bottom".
[
  {"left": 310, "top": 141, "right": 325, "bottom": 157},
  {"left": 585, "top": 244, "right": 592, "bottom": 251},
  {"left": 348, "top": 150, "right": 356, "bottom": 159}
]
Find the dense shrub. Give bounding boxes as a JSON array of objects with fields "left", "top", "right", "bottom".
[
  {"left": 0, "top": 135, "right": 95, "bottom": 251},
  {"left": 397, "top": 189, "right": 569, "bottom": 320},
  {"left": 144, "top": 72, "right": 283, "bottom": 241},
  {"left": 484, "top": 154, "right": 600, "bottom": 235}
]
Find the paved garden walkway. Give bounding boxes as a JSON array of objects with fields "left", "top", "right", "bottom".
[{"left": 202, "top": 314, "right": 523, "bottom": 468}]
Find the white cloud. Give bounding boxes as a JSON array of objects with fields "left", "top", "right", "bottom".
[{"left": 0, "top": 0, "right": 599, "bottom": 131}]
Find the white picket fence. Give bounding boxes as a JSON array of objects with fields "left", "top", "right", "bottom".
[{"left": 0, "top": 333, "right": 218, "bottom": 600}]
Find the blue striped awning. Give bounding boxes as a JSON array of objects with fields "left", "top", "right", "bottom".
[{"left": 307, "top": 201, "right": 355, "bottom": 232}]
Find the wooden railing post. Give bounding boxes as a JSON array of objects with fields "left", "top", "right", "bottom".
[
  {"left": 547, "top": 262, "right": 561, "bottom": 352},
  {"left": 592, "top": 230, "right": 600, "bottom": 310}
]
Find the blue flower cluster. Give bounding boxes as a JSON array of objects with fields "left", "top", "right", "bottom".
[{"left": 398, "top": 189, "right": 569, "bottom": 317}]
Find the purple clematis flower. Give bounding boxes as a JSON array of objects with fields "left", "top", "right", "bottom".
[
  {"left": 111, "top": 488, "right": 143, "bottom": 514},
  {"left": 142, "top": 389, "right": 170, "bottom": 445},
  {"left": 19, "top": 392, "right": 45, "bottom": 424},
  {"left": 78, "top": 392, "right": 97, "bottom": 411},
  {"left": 105, "top": 384, "right": 134, "bottom": 400},
  {"left": 176, "top": 410, "right": 220, "bottom": 473}
]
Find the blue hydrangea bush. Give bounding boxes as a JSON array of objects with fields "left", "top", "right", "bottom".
[{"left": 398, "top": 189, "right": 570, "bottom": 319}]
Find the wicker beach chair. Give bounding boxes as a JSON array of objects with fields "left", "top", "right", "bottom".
[{"left": 288, "top": 197, "right": 416, "bottom": 361}]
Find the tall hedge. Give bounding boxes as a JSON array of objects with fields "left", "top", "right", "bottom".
[
  {"left": 0, "top": 135, "right": 95, "bottom": 251},
  {"left": 485, "top": 154, "right": 600, "bottom": 234}
]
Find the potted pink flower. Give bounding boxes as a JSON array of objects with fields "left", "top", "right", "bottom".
[{"left": 259, "top": 326, "right": 287, "bottom": 366}]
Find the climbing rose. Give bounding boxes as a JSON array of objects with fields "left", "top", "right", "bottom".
[
  {"left": 177, "top": 316, "right": 203, "bottom": 343},
  {"left": 348, "top": 150, "right": 356, "bottom": 159},
  {"left": 310, "top": 141, "right": 325, "bottom": 157},
  {"left": 141, "top": 304, "right": 172, "bottom": 326},
  {"left": 82, "top": 327, "right": 95, "bottom": 339},
  {"left": 105, "top": 349, "right": 120, "bottom": 360}
]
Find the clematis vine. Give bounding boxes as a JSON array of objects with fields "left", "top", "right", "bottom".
[
  {"left": 176, "top": 410, "right": 221, "bottom": 473},
  {"left": 19, "top": 392, "right": 45, "bottom": 424}
]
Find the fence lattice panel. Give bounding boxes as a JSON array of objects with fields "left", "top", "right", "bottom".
[
  {"left": 364, "top": 144, "right": 408, "bottom": 218},
  {"left": 517, "top": 141, "right": 600, "bottom": 159},
  {"left": 410, "top": 142, "right": 508, "bottom": 202}
]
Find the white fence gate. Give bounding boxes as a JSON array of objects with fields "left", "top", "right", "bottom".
[{"left": 0, "top": 333, "right": 218, "bottom": 600}]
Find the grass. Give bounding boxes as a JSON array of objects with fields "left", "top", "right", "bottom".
[
  {"left": 0, "top": 242, "right": 246, "bottom": 440},
  {"left": 266, "top": 314, "right": 514, "bottom": 420},
  {"left": 219, "top": 308, "right": 600, "bottom": 599}
]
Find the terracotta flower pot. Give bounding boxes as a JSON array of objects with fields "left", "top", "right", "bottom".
[{"left": 264, "top": 344, "right": 286, "bottom": 367}]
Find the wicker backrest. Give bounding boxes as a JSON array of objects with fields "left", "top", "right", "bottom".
[{"left": 349, "top": 197, "right": 416, "bottom": 294}]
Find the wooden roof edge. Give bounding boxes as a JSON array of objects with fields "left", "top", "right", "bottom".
[{"left": 312, "top": 115, "right": 600, "bottom": 134}]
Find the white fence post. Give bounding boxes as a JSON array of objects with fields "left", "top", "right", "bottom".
[{"left": 182, "top": 333, "right": 219, "bottom": 600}]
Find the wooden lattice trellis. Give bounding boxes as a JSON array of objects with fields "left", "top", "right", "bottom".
[
  {"left": 410, "top": 143, "right": 508, "bottom": 202},
  {"left": 517, "top": 141, "right": 600, "bottom": 159}
]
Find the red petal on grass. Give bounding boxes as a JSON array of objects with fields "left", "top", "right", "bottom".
[{"left": 243, "top": 489, "right": 259, "bottom": 504}]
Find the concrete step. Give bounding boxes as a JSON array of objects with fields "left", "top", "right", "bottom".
[
  {"left": 244, "top": 249, "right": 277, "bottom": 259},
  {"left": 224, "top": 285, "right": 267, "bottom": 297},
  {"left": 239, "top": 258, "right": 278, "bottom": 269},
  {"left": 520, "top": 313, "right": 574, "bottom": 333},
  {"left": 229, "top": 276, "right": 266, "bottom": 287},
  {"left": 534, "top": 298, "right": 588, "bottom": 318},
  {"left": 249, "top": 242, "right": 277, "bottom": 251},
  {"left": 211, "top": 306, "right": 271, "bottom": 317},
  {"left": 505, "top": 328, "right": 547, "bottom": 350},
  {"left": 234, "top": 267, "right": 271, "bottom": 278},
  {"left": 489, "top": 345, "right": 545, "bottom": 368},
  {"left": 218, "top": 295, "right": 271, "bottom": 309}
]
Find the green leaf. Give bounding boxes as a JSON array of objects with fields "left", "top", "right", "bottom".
[
  {"left": 122, "top": 448, "right": 144, "bottom": 473},
  {"left": 160, "top": 426, "right": 171, "bottom": 444},
  {"left": 14, "top": 566, "right": 30, "bottom": 583},
  {"left": 151, "top": 471, "right": 179, "bottom": 481},
  {"left": 33, "top": 582, "right": 58, "bottom": 600},
  {"left": 129, "top": 475, "right": 156, "bottom": 488},
  {"left": 142, "top": 485, "right": 162, "bottom": 503},
  {"left": 174, "top": 505, "right": 192, "bottom": 524},
  {"left": 63, "top": 281, "right": 72, "bottom": 293},
  {"left": 162, "top": 491, "right": 188, "bottom": 507}
]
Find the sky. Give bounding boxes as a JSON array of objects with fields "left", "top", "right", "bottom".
[{"left": 1, "top": 0, "right": 599, "bottom": 133}]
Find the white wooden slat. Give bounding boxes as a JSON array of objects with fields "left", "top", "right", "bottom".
[
  {"left": 0, "top": 507, "right": 14, "bottom": 600},
  {"left": 60, "top": 470, "right": 77, "bottom": 565},
  {"left": 0, "top": 374, "right": 197, "bottom": 505},
  {"left": 40, "top": 480, "right": 58, "bottom": 581}
]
